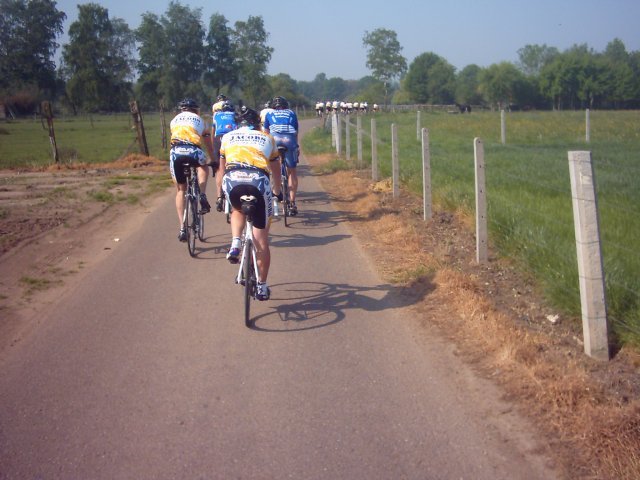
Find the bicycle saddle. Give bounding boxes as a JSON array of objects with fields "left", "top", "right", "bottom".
[{"left": 240, "top": 194, "right": 258, "bottom": 217}]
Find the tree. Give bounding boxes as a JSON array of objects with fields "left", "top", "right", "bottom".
[
  {"left": 61, "top": 3, "right": 135, "bottom": 112},
  {"left": 232, "top": 16, "right": 273, "bottom": 106},
  {"left": 478, "top": 62, "right": 526, "bottom": 110},
  {"left": 455, "top": 64, "right": 483, "bottom": 105},
  {"left": 267, "top": 73, "right": 303, "bottom": 106},
  {"left": 0, "top": 0, "right": 66, "bottom": 107},
  {"left": 135, "top": 2, "right": 207, "bottom": 109},
  {"left": 517, "top": 44, "right": 559, "bottom": 76},
  {"left": 159, "top": 1, "right": 207, "bottom": 106},
  {"left": 135, "top": 13, "right": 167, "bottom": 108},
  {"left": 204, "top": 13, "right": 237, "bottom": 97},
  {"left": 403, "top": 52, "right": 455, "bottom": 104},
  {"left": 362, "top": 28, "right": 407, "bottom": 105}
]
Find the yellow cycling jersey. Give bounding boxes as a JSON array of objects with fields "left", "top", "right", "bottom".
[
  {"left": 220, "top": 126, "right": 279, "bottom": 172},
  {"left": 170, "top": 111, "right": 206, "bottom": 147},
  {"left": 212, "top": 100, "right": 225, "bottom": 113}
]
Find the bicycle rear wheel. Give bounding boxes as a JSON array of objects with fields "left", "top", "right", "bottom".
[
  {"left": 281, "top": 169, "right": 290, "bottom": 227},
  {"left": 243, "top": 240, "right": 255, "bottom": 327},
  {"left": 187, "top": 195, "right": 197, "bottom": 257}
]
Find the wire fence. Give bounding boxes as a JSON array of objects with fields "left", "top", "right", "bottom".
[{"left": 328, "top": 109, "right": 640, "bottom": 355}]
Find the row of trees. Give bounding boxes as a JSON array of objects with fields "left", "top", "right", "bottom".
[{"left": 2, "top": 0, "right": 639, "bottom": 115}]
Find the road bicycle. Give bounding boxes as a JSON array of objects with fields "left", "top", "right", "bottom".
[
  {"left": 182, "top": 164, "right": 204, "bottom": 256},
  {"left": 234, "top": 193, "right": 261, "bottom": 327},
  {"left": 278, "top": 146, "right": 292, "bottom": 227}
]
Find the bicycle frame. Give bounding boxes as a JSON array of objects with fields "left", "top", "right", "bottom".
[
  {"left": 182, "top": 165, "right": 202, "bottom": 256},
  {"left": 235, "top": 221, "right": 259, "bottom": 287},
  {"left": 234, "top": 194, "right": 261, "bottom": 327}
]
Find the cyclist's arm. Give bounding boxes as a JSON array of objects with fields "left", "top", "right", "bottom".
[{"left": 202, "top": 132, "right": 215, "bottom": 161}]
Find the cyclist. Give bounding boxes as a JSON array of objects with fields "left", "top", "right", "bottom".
[
  {"left": 262, "top": 96, "right": 300, "bottom": 215},
  {"left": 220, "top": 107, "right": 282, "bottom": 301},
  {"left": 211, "top": 100, "right": 237, "bottom": 211},
  {"left": 211, "top": 93, "right": 228, "bottom": 113},
  {"left": 169, "top": 98, "right": 214, "bottom": 242},
  {"left": 259, "top": 100, "right": 273, "bottom": 129}
]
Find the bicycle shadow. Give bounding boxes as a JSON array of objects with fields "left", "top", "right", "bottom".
[{"left": 249, "top": 279, "right": 435, "bottom": 332}]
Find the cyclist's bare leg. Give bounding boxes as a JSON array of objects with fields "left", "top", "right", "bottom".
[
  {"left": 197, "top": 165, "right": 209, "bottom": 192},
  {"left": 175, "top": 182, "right": 187, "bottom": 227},
  {"left": 229, "top": 209, "right": 246, "bottom": 240},
  {"left": 253, "top": 226, "right": 271, "bottom": 282},
  {"left": 289, "top": 167, "right": 298, "bottom": 203}
]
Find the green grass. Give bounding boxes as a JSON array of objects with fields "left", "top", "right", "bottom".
[
  {"left": 304, "top": 110, "right": 640, "bottom": 348},
  {"left": 0, "top": 112, "right": 170, "bottom": 168}
]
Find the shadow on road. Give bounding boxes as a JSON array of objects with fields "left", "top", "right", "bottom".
[{"left": 249, "top": 279, "right": 434, "bottom": 333}]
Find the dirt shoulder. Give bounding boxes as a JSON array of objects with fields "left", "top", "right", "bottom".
[
  {"left": 0, "top": 155, "right": 169, "bottom": 353},
  {"left": 0, "top": 151, "right": 638, "bottom": 479}
]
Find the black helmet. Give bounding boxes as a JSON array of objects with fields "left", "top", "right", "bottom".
[
  {"left": 238, "top": 106, "right": 260, "bottom": 128},
  {"left": 216, "top": 94, "right": 227, "bottom": 102},
  {"left": 272, "top": 96, "right": 289, "bottom": 109},
  {"left": 221, "top": 100, "right": 234, "bottom": 112},
  {"left": 178, "top": 98, "right": 199, "bottom": 111}
]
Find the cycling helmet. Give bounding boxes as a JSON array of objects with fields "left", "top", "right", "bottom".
[
  {"left": 216, "top": 94, "right": 227, "bottom": 102},
  {"left": 238, "top": 107, "right": 260, "bottom": 129},
  {"left": 221, "top": 100, "right": 234, "bottom": 112},
  {"left": 272, "top": 96, "right": 289, "bottom": 109},
  {"left": 178, "top": 98, "right": 199, "bottom": 111}
]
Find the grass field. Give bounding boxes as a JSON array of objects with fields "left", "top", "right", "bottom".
[
  {"left": 304, "top": 109, "right": 640, "bottom": 348},
  {"left": 0, "top": 112, "right": 169, "bottom": 168}
]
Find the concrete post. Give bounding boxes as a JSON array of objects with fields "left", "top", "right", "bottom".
[
  {"left": 422, "top": 128, "right": 432, "bottom": 221},
  {"left": 585, "top": 109, "right": 591, "bottom": 143},
  {"left": 371, "top": 118, "right": 378, "bottom": 181},
  {"left": 357, "top": 115, "right": 363, "bottom": 169},
  {"left": 345, "top": 116, "right": 351, "bottom": 161},
  {"left": 568, "top": 151, "right": 609, "bottom": 361},
  {"left": 392, "top": 123, "right": 399, "bottom": 198},
  {"left": 474, "top": 137, "right": 488, "bottom": 263}
]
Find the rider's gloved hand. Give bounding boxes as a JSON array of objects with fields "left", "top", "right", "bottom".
[
  {"left": 273, "top": 191, "right": 283, "bottom": 202},
  {"left": 216, "top": 196, "right": 225, "bottom": 212}
]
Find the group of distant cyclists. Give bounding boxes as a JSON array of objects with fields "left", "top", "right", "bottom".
[{"left": 168, "top": 94, "right": 300, "bottom": 301}]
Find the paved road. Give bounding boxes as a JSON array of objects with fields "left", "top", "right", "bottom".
[{"left": 0, "top": 119, "right": 557, "bottom": 479}]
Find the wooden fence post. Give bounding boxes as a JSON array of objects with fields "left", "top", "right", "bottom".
[
  {"left": 371, "top": 118, "right": 378, "bottom": 181},
  {"left": 392, "top": 123, "right": 399, "bottom": 198},
  {"left": 41, "top": 101, "right": 59, "bottom": 163},
  {"left": 568, "top": 151, "right": 610, "bottom": 361},
  {"left": 422, "top": 128, "right": 432, "bottom": 221},
  {"left": 474, "top": 137, "right": 488, "bottom": 263},
  {"left": 129, "top": 100, "right": 149, "bottom": 156},
  {"left": 160, "top": 101, "right": 168, "bottom": 151}
]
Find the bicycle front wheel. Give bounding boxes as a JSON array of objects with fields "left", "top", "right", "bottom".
[
  {"left": 187, "top": 196, "right": 197, "bottom": 257},
  {"left": 243, "top": 240, "right": 255, "bottom": 327},
  {"left": 198, "top": 209, "right": 205, "bottom": 241}
]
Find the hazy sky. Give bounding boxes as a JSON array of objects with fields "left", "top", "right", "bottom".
[{"left": 54, "top": 0, "right": 640, "bottom": 81}]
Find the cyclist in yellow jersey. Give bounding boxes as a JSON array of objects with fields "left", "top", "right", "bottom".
[
  {"left": 211, "top": 93, "right": 228, "bottom": 114},
  {"left": 169, "top": 98, "right": 214, "bottom": 242},
  {"left": 220, "top": 107, "right": 282, "bottom": 301}
]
